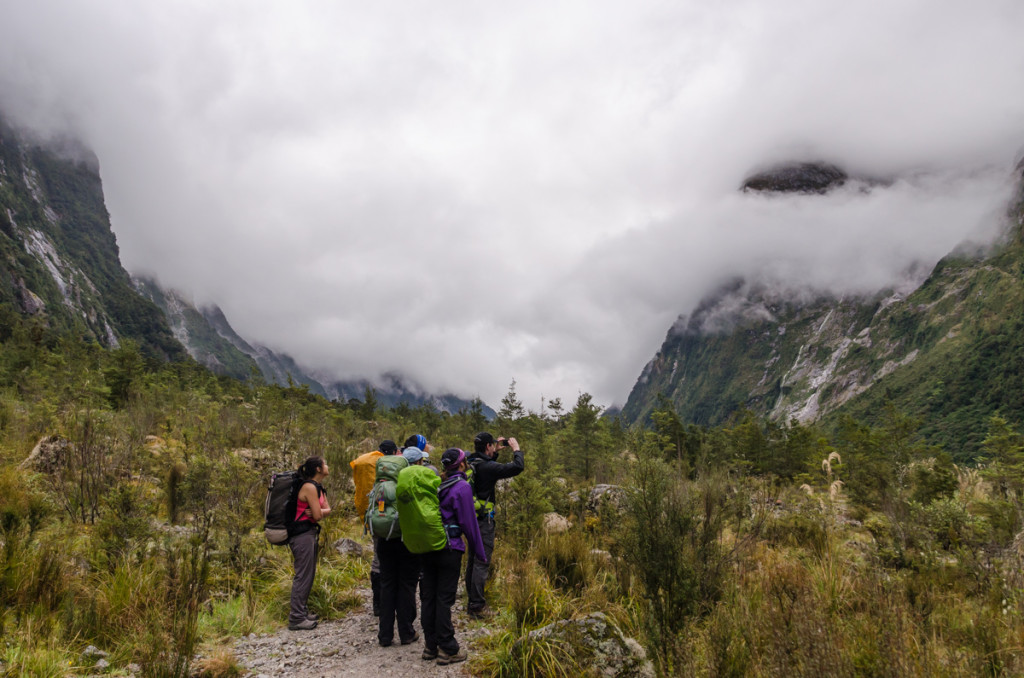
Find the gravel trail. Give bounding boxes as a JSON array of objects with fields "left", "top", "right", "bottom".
[{"left": 233, "top": 589, "right": 487, "bottom": 677}]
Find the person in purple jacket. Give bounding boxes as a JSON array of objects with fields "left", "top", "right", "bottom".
[{"left": 419, "top": 448, "right": 488, "bottom": 666}]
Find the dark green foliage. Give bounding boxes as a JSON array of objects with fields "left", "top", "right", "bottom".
[
  {"left": 617, "top": 443, "right": 760, "bottom": 673},
  {"left": 356, "top": 385, "right": 377, "bottom": 420},
  {"left": 501, "top": 472, "right": 554, "bottom": 553}
]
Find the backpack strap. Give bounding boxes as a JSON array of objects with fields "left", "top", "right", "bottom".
[
  {"left": 438, "top": 476, "right": 462, "bottom": 495},
  {"left": 465, "top": 459, "right": 495, "bottom": 519}
]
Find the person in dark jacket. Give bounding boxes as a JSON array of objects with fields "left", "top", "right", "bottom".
[
  {"left": 464, "top": 432, "right": 524, "bottom": 617},
  {"left": 419, "top": 448, "right": 487, "bottom": 666}
]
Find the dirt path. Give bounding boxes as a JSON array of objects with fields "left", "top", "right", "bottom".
[{"left": 233, "top": 589, "right": 487, "bottom": 677}]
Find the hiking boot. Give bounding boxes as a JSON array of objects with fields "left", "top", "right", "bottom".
[
  {"left": 437, "top": 649, "right": 467, "bottom": 665},
  {"left": 378, "top": 638, "right": 393, "bottom": 647},
  {"left": 288, "top": 618, "right": 318, "bottom": 631},
  {"left": 306, "top": 612, "right": 319, "bottom": 622},
  {"left": 421, "top": 648, "right": 438, "bottom": 661},
  {"left": 468, "top": 606, "right": 494, "bottom": 620},
  {"left": 400, "top": 631, "right": 419, "bottom": 645}
]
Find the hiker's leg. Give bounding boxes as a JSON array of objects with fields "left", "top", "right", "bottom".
[
  {"left": 288, "top": 531, "right": 317, "bottom": 624},
  {"left": 370, "top": 542, "right": 381, "bottom": 616},
  {"left": 396, "top": 546, "right": 419, "bottom": 642},
  {"left": 436, "top": 549, "right": 463, "bottom": 655},
  {"left": 377, "top": 538, "right": 400, "bottom": 644},
  {"left": 466, "top": 518, "right": 494, "bottom": 611},
  {"left": 419, "top": 551, "right": 439, "bottom": 653}
]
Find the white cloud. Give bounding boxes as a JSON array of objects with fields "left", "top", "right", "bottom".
[{"left": 1, "top": 0, "right": 1022, "bottom": 408}]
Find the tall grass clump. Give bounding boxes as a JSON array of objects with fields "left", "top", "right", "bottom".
[{"left": 616, "top": 449, "right": 761, "bottom": 674}]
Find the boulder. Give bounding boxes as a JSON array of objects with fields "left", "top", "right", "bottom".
[
  {"left": 569, "top": 484, "right": 625, "bottom": 511},
  {"left": 21, "top": 435, "right": 72, "bottom": 474},
  {"left": 515, "top": 612, "right": 654, "bottom": 678},
  {"left": 588, "top": 484, "right": 626, "bottom": 511},
  {"left": 543, "top": 512, "right": 572, "bottom": 534},
  {"left": 334, "top": 538, "right": 369, "bottom": 559},
  {"left": 233, "top": 447, "right": 275, "bottom": 472}
]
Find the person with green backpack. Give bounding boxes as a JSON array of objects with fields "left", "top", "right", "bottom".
[
  {"left": 418, "top": 448, "right": 488, "bottom": 665},
  {"left": 365, "top": 450, "right": 419, "bottom": 647}
]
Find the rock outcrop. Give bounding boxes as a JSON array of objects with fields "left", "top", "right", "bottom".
[
  {"left": 742, "top": 162, "right": 847, "bottom": 194},
  {"left": 514, "top": 612, "right": 654, "bottom": 678}
]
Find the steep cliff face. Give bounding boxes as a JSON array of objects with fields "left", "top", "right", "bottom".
[
  {"left": 623, "top": 167, "right": 1024, "bottom": 459},
  {"left": 0, "top": 117, "right": 185, "bottom": 359},
  {"left": 132, "top": 277, "right": 262, "bottom": 381}
]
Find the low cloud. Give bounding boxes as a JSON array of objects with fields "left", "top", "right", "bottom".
[{"left": 1, "top": 0, "right": 1022, "bottom": 408}]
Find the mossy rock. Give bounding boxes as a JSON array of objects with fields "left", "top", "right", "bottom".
[{"left": 513, "top": 612, "right": 654, "bottom": 678}]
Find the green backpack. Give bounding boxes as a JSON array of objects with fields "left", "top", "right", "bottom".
[
  {"left": 365, "top": 455, "right": 409, "bottom": 540},
  {"left": 395, "top": 465, "right": 449, "bottom": 554}
]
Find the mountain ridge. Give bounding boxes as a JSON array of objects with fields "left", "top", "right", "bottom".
[
  {"left": 623, "top": 163, "right": 1024, "bottom": 459},
  {"left": 133, "top": 276, "right": 495, "bottom": 416}
]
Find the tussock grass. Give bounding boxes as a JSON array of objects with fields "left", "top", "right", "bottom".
[{"left": 192, "top": 647, "right": 244, "bottom": 678}]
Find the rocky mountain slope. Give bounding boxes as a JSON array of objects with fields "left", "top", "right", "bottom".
[
  {"left": 0, "top": 116, "right": 185, "bottom": 359},
  {"left": 623, "top": 162, "right": 1024, "bottom": 460},
  {"left": 134, "top": 276, "right": 494, "bottom": 415}
]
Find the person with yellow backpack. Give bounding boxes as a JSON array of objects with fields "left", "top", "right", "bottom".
[{"left": 350, "top": 439, "right": 398, "bottom": 615}]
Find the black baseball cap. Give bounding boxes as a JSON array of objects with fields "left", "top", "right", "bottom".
[{"left": 474, "top": 432, "right": 495, "bottom": 446}]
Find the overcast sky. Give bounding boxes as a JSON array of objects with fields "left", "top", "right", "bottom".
[{"left": 1, "top": 1, "right": 1023, "bottom": 410}]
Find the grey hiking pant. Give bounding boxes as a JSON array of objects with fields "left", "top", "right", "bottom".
[
  {"left": 464, "top": 517, "right": 495, "bottom": 611},
  {"left": 288, "top": 529, "right": 318, "bottom": 624}
]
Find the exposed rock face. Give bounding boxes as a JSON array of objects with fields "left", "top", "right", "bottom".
[
  {"left": 515, "top": 612, "right": 654, "bottom": 678},
  {"left": 742, "top": 162, "right": 848, "bottom": 194},
  {"left": 624, "top": 165, "right": 1024, "bottom": 459}
]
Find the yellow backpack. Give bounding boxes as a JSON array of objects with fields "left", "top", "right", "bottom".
[{"left": 350, "top": 450, "right": 383, "bottom": 517}]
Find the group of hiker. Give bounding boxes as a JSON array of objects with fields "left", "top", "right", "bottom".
[{"left": 283, "top": 431, "right": 525, "bottom": 667}]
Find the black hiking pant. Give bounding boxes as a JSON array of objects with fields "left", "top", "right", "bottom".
[
  {"left": 464, "top": 516, "right": 495, "bottom": 611},
  {"left": 420, "top": 547, "right": 463, "bottom": 655},
  {"left": 377, "top": 537, "right": 419, "bottom": 644}
]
